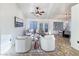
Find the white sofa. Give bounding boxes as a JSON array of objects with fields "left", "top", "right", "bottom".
[
  {"left": 15, "top": 36, "right": 32, "bottom": 53},
  {"left": 40, "top": 35, "right": 55, "bottom": 51}
]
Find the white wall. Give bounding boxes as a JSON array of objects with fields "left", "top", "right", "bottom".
[
  {"left": 0, "top": 3, "right": 25, "bottom": 35},
  {"left": 0, "top": 31, "right": 1, "bottom": 54},
  {"left": 0, "top": 3, "right": 25, "bottom": 54},
  {"left": 71, "top": 4, "right": 79, "bottom": 50}
]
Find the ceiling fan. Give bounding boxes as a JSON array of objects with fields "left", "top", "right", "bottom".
[{"left": 32, "top": 7, "right": 45, "bottom": 16}]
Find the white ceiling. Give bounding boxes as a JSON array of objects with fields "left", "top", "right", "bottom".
[{"left": 17, "top": 3, "right": 77, "bottom": 19}]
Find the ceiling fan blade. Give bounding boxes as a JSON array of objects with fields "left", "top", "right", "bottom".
[
  {"left": 40, "top": 11, "right": 45, "bottom": 13},
  {"left": 39, "top": 13, "right": 42, "bottom": 15},
  {"left": 36, "top": 11, "right": 39, "bottom": 14}
]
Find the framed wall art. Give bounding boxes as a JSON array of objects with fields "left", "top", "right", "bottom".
[{"left": 14, "top": 16, "right": 23, "bottom": 27}]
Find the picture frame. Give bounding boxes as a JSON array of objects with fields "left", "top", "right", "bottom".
[{"left": 14, "top": 16, "right": 23, "bottom": 27}]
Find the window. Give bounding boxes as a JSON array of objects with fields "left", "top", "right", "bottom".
[
  {"left": 39, "top": 23, "right": 43, "bottom": 30},
  {"left": 45, "top": 23, "right": 48, "bottom": 32},
  {"left": 53, "top": 22, "right": 63, "bottom": 31},
  {"left": 30, "top": 21, "right": 37, "bottom": 30}
]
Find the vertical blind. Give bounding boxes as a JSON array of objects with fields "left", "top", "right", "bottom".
[
  {"left": 39, "top": 23, "right": 43, "bottom": 30},
  {"left": 30, "top": 21, "right": 37, "bottom": 30},
  {"left": 45, "top": 23, "right": 48, "bottom": 32},
  {"left": 30, "top": 21, "right": 49, "bottom": 32}
]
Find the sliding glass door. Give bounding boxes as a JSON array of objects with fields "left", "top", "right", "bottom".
[
  {"left": 39, "top": 23, "right": 43, "bottom": 30},
  {"left": 39, "top": 23, "right": 48, "bottom": 32},
  {"left": 45, "top": 23, "right": 48, "bottom": 32},
  {"left": 30, "top": 21, "right": 37, "bottom": 30},
  {"left": 29, "top": 21, "right": 49, "bottom": 33}
]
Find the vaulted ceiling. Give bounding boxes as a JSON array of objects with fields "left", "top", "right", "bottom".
[{"left": 17, "top": 3, "right": 77, "bottom": 19}]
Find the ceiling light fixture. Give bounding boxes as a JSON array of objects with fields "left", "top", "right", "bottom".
[{"left": 31, "top": 7, "right": 45, "bottom": 17}]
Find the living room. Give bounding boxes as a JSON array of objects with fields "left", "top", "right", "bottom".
[{"left": 0, "top": 3, "right": 79, "bottom": 56}]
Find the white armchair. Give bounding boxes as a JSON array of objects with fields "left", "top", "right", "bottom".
[
  {"left": 15, "top": 36, "right": 32, "bottom": 53},
  {"left": 40, "top": 35, "right": 55, "bottom": 51}
]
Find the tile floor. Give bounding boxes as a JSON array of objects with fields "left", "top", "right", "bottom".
[{"left": 1, "top": 35, "right": 79, "bottom": 56}]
